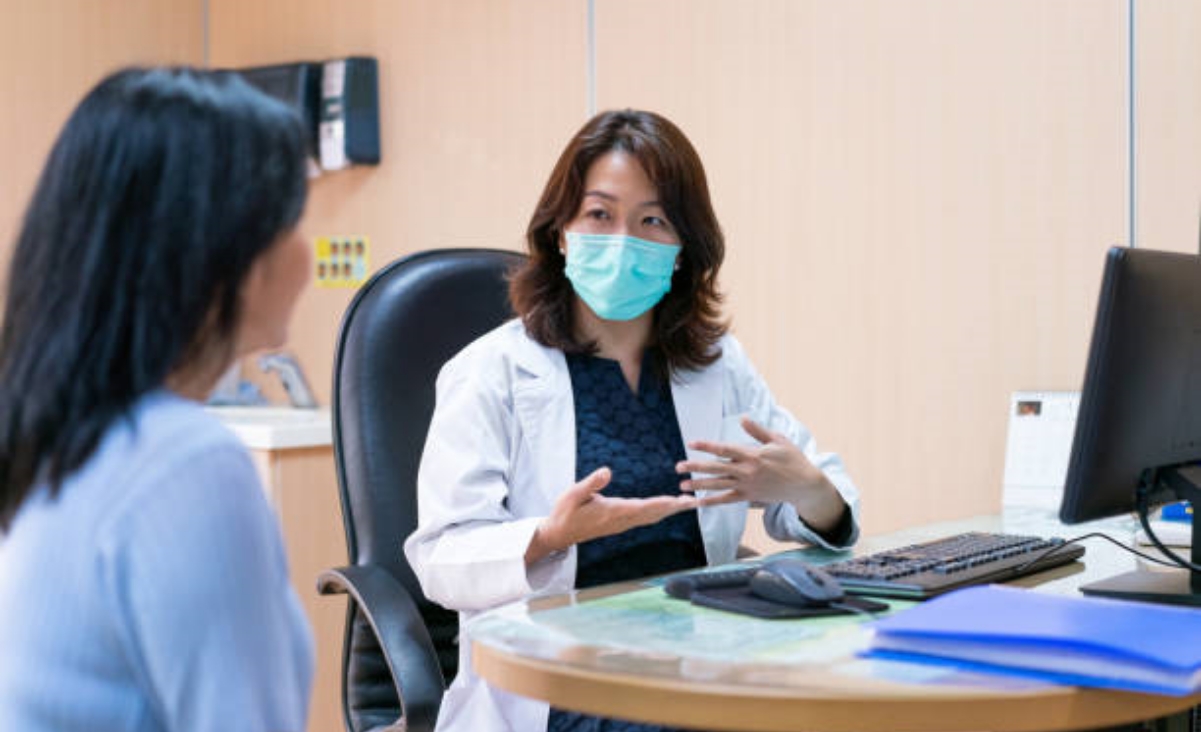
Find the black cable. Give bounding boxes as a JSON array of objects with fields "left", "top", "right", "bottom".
[
  {"left": 1135, "top": 490, "right": 1201, "bottom": 573},
  {"left": 1010, "top": 530, "right": 1183, "bottom": 575}
]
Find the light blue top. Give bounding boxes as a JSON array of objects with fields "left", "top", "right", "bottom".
[{"left": 0, "top": 391, "right": 314, "bottom": 732}]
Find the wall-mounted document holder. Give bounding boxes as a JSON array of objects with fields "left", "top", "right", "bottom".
[
  {"left": 235, "top": 56, "right": 380, "bottom": 175},
  {"left": 318, "top": 57, "right": 380, "bottom": 171}
]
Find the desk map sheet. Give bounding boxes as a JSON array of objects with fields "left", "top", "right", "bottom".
[
  {"left": 475, "top": 586, "right": 914, "bottom": 666},
  {"left": 470, "top": 585, "right": 1076, "bottom": 691}
]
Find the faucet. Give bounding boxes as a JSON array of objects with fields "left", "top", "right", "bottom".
[{"left": 258, "top": 352, "right": 318, "bottom": 409}]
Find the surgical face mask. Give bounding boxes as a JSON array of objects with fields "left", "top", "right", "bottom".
[{"left": 563, "top": 232, "right": 681, "bottom": 321}]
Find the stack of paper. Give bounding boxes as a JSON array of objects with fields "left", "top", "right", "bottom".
[
  {"left": 1134, "top": 521, "right": 1192, "bottom": 548},
  {"left": 866, "top": 585, "right": 1201, "bottom": 696}
]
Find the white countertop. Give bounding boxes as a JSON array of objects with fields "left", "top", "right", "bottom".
[{"left": 206, "top": 406, "right": 333, "bottom": 450}]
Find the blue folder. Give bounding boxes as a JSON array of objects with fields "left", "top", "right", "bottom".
[{"left": 865, "top": 585, "right": 1201, "bottom": 696}]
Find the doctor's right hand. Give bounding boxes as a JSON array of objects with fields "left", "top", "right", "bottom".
[{"left": 524, "top": 467, "right": 707, "bottom": 566}]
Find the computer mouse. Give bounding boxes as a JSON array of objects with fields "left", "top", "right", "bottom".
[{"left": 748, "top": 559, "right": 845, "bottom": 607}]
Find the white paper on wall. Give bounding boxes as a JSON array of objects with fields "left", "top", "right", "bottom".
[{"left": 1002, "top": 391, "right": 1080, "bottom": 510}]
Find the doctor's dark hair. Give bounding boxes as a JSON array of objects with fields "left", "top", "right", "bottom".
[
  {"left": 509, "top": 109, "right": 727, "bottom": 372},
  {"left": 0, "top": 67, "right": 308, "bottom": 530}
]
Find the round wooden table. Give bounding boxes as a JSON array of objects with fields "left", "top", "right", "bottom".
[{"left": 469, "top": 514, "right": 1201, "bottom": 732}]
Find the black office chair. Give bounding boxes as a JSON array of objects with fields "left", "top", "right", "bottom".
[{"left": 318, "top": 248, "right": 527, "bottom": 732}]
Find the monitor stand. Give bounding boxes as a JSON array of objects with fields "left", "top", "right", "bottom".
[{"left": 1081, "top": 467, "right": 1200, "bottom": 607}]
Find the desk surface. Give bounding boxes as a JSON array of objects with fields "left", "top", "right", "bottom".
[
  {"left": 205, "top": 406, "right": 332, "bottom": 450},
  {"left": 469, "top": 511, "right": 1201, "bottom": 732}
]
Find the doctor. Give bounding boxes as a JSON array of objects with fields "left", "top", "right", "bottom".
[{"left": 404, "top": 109, "right": 860, "bottom": 732}]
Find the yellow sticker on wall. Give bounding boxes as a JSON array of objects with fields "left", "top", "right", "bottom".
[{"left": 315, "top": 236, "right": 369, "bottom": 288}]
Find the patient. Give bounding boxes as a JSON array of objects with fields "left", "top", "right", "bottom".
[{"left": 0, "top": 68, "right": 314, "bottom": 731}]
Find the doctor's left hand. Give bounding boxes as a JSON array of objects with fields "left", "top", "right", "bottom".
[{"left": 676, "top": 416, "right": 844, "bottom": 531}]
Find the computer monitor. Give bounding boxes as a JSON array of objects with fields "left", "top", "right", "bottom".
[{"left": 1060, "top": 246, "right": 1201, "bottom": 606}]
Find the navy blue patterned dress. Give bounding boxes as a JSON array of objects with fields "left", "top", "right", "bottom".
[{"left": 547, "top": 350, "right": 706, "bottom": 732}]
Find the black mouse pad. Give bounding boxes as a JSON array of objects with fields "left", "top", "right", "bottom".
[{"left": 689, "top": 585, "right": 890, "bottom": 619}]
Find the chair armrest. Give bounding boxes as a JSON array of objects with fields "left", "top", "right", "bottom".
[{"left": 318, "top": 565, "right": 444, "bottom": 732}]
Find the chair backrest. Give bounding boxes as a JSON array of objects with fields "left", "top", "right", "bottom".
[{"left": 331, "top": 248, "right": 526, "bottom": 728}]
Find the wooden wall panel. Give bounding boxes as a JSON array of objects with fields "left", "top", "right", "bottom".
[
  {"left": 209, "top": 0, "right": 588, "bottom": 405},
  {"left": 208, "top": 4, "right": 587, "bottom": 728},
  {"left": 1136, "top": 0, "right": 1201, "bottom": 254},
  {"left": 5, "top": 3, "right": 1197, "bottom": 542},
  {"left": 0, "top": 0, "right": 203, "bottom": 283},
  {"left": 594, "top": 0, "right": 1127, "bottom": 536}
]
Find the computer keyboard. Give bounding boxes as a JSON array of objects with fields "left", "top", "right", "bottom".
[{"left": 822, "top": 531, "right": 1084, "bottom": 599}]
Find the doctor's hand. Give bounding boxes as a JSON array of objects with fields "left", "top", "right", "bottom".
[
  {"left": 524, "top": 467, "right": 729, "bottom": 565},
  {"left": 675, "top": 416, "right": 845, "bottom": 533}
]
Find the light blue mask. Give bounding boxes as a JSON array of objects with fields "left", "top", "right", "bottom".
[{"left": 563, "top": 232, "right": 681, "bottom": 321}]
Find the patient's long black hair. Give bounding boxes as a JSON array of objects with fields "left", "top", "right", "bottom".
[{"left": 0, "top": 67, "right": 308, "bottom": 530}]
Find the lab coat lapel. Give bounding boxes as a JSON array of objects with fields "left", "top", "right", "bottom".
[
  {"left": 671, "top": 362, "right": 722, "bottom": 463},
  {"left": 671, "top": 360, "right": 732, "bottom": 565},
  {"left": 510, "top": 337, "right": 575, "bottom": 508}
]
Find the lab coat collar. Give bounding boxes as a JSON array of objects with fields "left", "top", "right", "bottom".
[
  {"left": 506, "top": 320, "right": 725, "bottom": 510},
  {"left": 506, "top": 319, "right": 724, "bottom": 449},
  {"left": 502, "top": 317, "right": 725, "bottom": 562}
]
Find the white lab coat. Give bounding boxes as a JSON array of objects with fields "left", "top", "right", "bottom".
[{"left": 404, "top": 319, "right": 860, "bottom": 732}]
